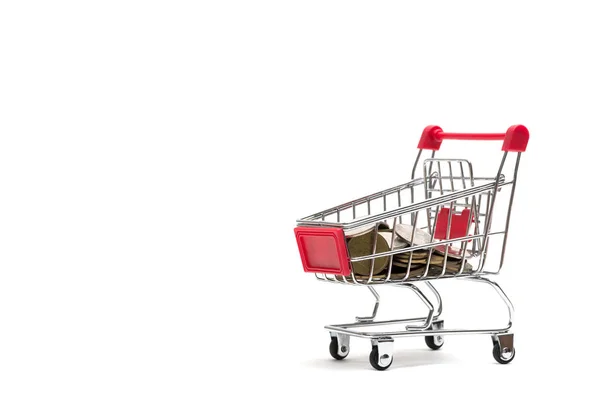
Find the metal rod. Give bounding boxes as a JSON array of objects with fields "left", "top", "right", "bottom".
[
  {"left": 438, "top": 200, "right": 454, "bottom": 278},
  {"left": 300, "top": 178, "right": 426, "bottom": 221},
  {"left": 367, "top": 224, "right": 379, "bottom": 283},
  {"left": 499, "top": 153, "right": 521, "bottom": 271},
  {"left": 401, "top": 212, "right": 420, "bottom": 282},
  {"left": 403, "top": 283, "right": 435, "bottom": 330},
  {"left": 298, "top": 179, "right": 506, "bottom": 228},
  {"left": 425, "top": 281, "right": 443, "bottom": 318},
  {"left": 448, "top": 161, "right": 455, "bottom": 192},
  {"left": 355, "top": 286, "right": 381, "bottom": 322},
  {"left": 421, "top": 205, "right": 441, "bottom": 279},
  {"left": 325, "top": 276, "right": 514, "bottom": 339},
  {"left": 411, "top": 149, "right": 423, "bottom": 180},
  {"left": 331, "top": 316, "right": 440, "bottom": 329},
  {"left": 477, "top": 152, "right": 508, "bottom": 272},
  {"left": 385, "top": 217, "right": 398, "bottom": 282},
  {"left": 323, "top": 326, "right": 510, "bottom": 339},
  {"left": 351, "top": 231, "right": 505, "bottom": 262}
]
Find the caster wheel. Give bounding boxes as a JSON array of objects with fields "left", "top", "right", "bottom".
[
  {"left": 425, "top": 335, "right": 444, "bottom": 350},
  {"left": 493, "top": 342, "right": 515, "bottom": 364},
  {"left": 369, "top": 345, "right": 393, "bottom": 371},
  {"left": 329, "top": 336, "right": 349, "bottom": 360}
]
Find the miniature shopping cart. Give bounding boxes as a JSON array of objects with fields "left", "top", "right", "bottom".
[{"left": 294, "top": 125, "right": 529, "bottom": 370}]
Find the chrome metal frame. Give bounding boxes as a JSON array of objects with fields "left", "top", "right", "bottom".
[
  {"left": 325, "top": 277, "right": 513, "bottom": 339},
  {"left": 298, "top": 149, "right": 521, "bottom": 281},
  {"left": 297, "top": 145, "right": 523, "bottom": 366}
]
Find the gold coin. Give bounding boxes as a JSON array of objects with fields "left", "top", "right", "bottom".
[
  {"left": 347, "top": 232, "right": 390, "bottom": 275},
  {"left": 395, "top": 251, "right": 430, "bottom": 259}
]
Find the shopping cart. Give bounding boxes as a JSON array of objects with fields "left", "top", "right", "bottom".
[{"left": 294, "top": 125, "right": 529, "bottom": 370}]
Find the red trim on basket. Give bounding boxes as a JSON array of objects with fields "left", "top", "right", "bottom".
[
  {"left": 434, "top": 208, "right": 472, "bottom": 240},
  {"left": 294, "top": 227, "right": 351, "bottom": 276}
]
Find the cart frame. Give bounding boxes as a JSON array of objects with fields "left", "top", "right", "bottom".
[{"left": 294, "top": 125, "right": 529, "bottom": 370}]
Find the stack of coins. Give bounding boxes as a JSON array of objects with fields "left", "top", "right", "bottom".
[
  {"left": 392, "top": 250, "right": 466, "bottom": 268},
  {"left": 391, "top": 223, "right": 473, "bottom": 277},
  {"left": 345, "top": 222, "right": 392, "bottom": 276},
  {"left": 394, "top": 224, "right": 473, "bottom": 259},
  {"left": 344, "top": 222, "right": 475, "bottom": 279}
]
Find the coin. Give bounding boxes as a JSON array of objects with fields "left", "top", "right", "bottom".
[
  {"left": 333, "top": 261, "right": 474, "bottom": 282},
  {"left": 347, "top": 232, "right": 390, "bottom": 275},
  {"left": 394, "top": 257, "right": 460, "bottom": 266},
  {"left": 345, "top": 221, "right": 390, "bottom": 239},
  {"left": 427, "top": 262, "right": 473, "bottom": 275},
  {"left": 394, "top": 251, "right": 430, "bottom": 260},
  {"left": 394, "top": 224, "right": 473, "bottom": 259},
  {"left": 394, "top": 257, "right": 443, "bottom": 266},
  {"left": 335, "top": 266, "right": 427, "bottom": 282},
  {"left": 394, "top": 224, "right": 434, "bottom": 246},
  {"left": 434, "top": 244, "right": 474, "bottom": 259}
]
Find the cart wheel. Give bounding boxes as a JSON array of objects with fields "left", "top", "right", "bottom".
[
  {"left": 369, "top": 345, "right": 393, "bottom": 371},
  {"left": 425, "top": 335, "right": 444, "bottom": 350},
  {"left": 492, "top": 342, "right": 515, "bottom": 364},
  {"left": 329, "top": 336, "right": 349, "bottom": 360}
]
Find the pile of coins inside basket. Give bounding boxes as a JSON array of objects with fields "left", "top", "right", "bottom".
[{"left": 343, "top": 222, "right": 474, "bottom": 279}]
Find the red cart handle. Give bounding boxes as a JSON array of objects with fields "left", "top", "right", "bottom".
[{"left": 417, "top": 124, "right": 529, "bottom": 152}]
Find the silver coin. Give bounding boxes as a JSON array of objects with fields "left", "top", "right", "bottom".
[{"left": 394, "top": 224, "right": 473, "bottom": 259}]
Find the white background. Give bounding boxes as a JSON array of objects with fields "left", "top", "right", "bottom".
[{"left": 1, "top": 1, "right": 599, "bottom": 397}]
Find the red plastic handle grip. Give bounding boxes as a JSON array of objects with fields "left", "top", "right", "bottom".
[{"left": 417, "top": 125, "right": 529, "bottom": 152}]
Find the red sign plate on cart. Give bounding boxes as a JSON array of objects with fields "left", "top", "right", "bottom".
[{"left": 294, "top": 227, "right": 350, "bottom": 276}]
